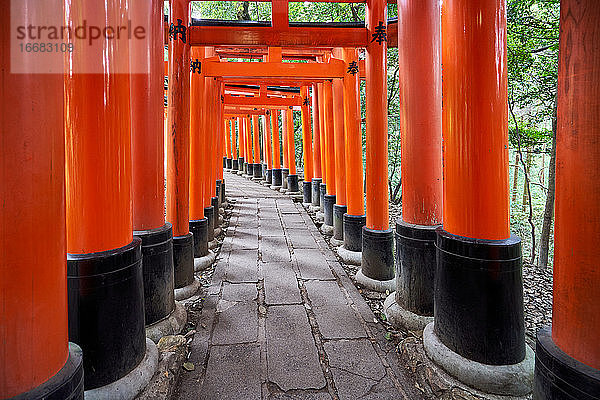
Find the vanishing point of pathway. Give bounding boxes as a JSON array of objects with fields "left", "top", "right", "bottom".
[{"left": 174, "top": 171, "right": 422, "bottom": 400}]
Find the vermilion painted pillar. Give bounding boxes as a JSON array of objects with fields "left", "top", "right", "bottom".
[
  {"left": 339, "top": 48, "right": 366, "bottom": 260},
  {"left": 423, "top": 0, "right": 531, "bottom": 396},
  {"left": 202, "top": 78, "right": 216, "bottom": 243},
  {"left": 225, "top": 120, "right": 232, "bottom": 169},
  {"left": 301, "top": 86, "right": 314, "bottom": 203},
  {"left": 264, "top": 112, "right": 274, "bottom": 184},
  {"left": 311, "top": 83, "right": 323, "bottom": 207},
  {"left": 131, "top": 0, "right": 178, "bottom": 335},
  {"left": 206, "top": 73, "right": 220, "bottom": 241},
  {"left": 216, "top": 81, "right": 225, "bottom": 207},
  {"left": 317, "top": 82, "right": 328, "bottom": 208},
  {"left": 65, "top": 0, "right": 157, "bottom": 393},
  {"left": 1, "top": 2, "right": 83, "bottom": 397},
  {"left": 236, "top": 116, "right": 245, "bottom": 172},
  {"left": 281, "top": 109, "right": 290, "bottom": 189},
  {"left": 252, "top": 115, "right": 263, "bottom": 179},
  {"left": 284, "top": 108, "right": 299, "bottom": 193},
  {"left": 322, "top": 80, "right": 336, "bottom": 231},
  {"left": 166, "top": 0, "right": 196, "bottom": 301},
  {"left": 271, "top": 110, "right": 283, "bottom": 187},
  {"left": 244, "top": 116, "right": 253, "bottom": 176},
  {"left": 189, "top": 46, "right": 211, "bottom": 263},
  {"left": 385, "top": 0, "right": 443, "bottom": 331},
  {"left": 332, "top": 75, "right": 347, "bottom": 243},
  {"left": 359, "top": 0, "right": 395, "bottom": 292},
  {"left": 232, "top": 118, "right": 239, "bottom": 170},
  {"left": 534, "top": 2, "right": 600, "bottom": 398}
]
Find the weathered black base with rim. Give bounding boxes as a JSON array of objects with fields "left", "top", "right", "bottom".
[
  {"left": 222, "top": 156, "right": 227, "bottom": 168},
  {"left": 226, "top": 158, "right": 233, "bottom": 169},
  {"left": 323, "top": 194, "right": 336, "bottom": 226},
  {"left": 215, "top": 182, "right": 221, "bottom": 208},
  {"left": 232, "top": 159, "right": 239, "bottom": 170},
  {"left": 320, "top": 183, "right": 327, "bottom": 210},
  {"left": 204, "top": 206, "right": 215, "bottom": 241},
  {"left": 134, "top": 223, "right": 175, "bottom": 327},
  {"left": 287, "top": 174, "right": 299, "bottom": 192},
  {"left": 211, "top": 197, "right": 219, "bottom": 227},
  {"left": 534, "top": 326, "right": 600, "bottom": 400},
  {"left": 11, "top": 343, "right": 84, "bottom": 400},
  {"left": 282, "top": 168, "right": 289, "bottom": 189},
  {"left": 311, "top": 178, "right": 322, "bottom": 206},
  {"left": 266, "top": 169, "right": 273, "bottom": 184},
  {"left": 272, "top": 168, "right": 282, "bottom": 187},
  {"left": 262, "top": 163, "right": 267, "bottom": 177},
  {"left": 189, "top": 218, "right": 209, "bottom": 258},
  {"left": 343, "top": 214, "right": 365, "bottom": 252},
  {"left": 253, "top": 163, "right": 263, "bottom": 179},
  {"left": 333, "top": 204, "right": 347, "bottom": 241},
  {"left": 395, "top": 221, "right": 439, "bottom": 318},
  {"left": 67, "top": 238, "right": 146, "bottom": 389},
  {"left": 303, "top": 181, "right": 312, "bottom": 203},
  {"left": 360, "top": 227, "right": 395, "bottom": 282},
  {"left": 172, "top": 232, "right": 195, "bottom": 290},
  {"left": 220, "top": 180, "right": 226, "bottom": 204}
]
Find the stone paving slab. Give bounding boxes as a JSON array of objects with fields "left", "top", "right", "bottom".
[
  {"left": 266, "top": 305, "right": 326, "bottom": 390},
  {"left": 174, "top": 172, "right": 419, "bottom": 400}
]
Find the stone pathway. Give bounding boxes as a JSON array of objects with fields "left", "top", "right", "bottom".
[{"left": 174, "top": 172, "right": 422, "bottom": 400}]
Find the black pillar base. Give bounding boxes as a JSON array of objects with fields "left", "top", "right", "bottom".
[
  {"left": 204, "top": 206, "right": 215, "bottom": 241},
  {"left": 343, "top": 214, "right": 365, "bottom": 252},
  {"left": 303, "top": 181, "right": 312, "bottom": 203},
  {"left": 282, "top": 168, "right": 290, "bottom": 189},
  {"left": 189, "top": 218, "right": 209, "bottom": 257},
  {"left": 435, "top": 228, "right": 525, "bottom": 365},
  {"left": 266, "top": 169, "right": 273, "bottom": 184},
  {"left": 211, "top": 197, "right": 219, "bottom": 227},
  {"left": 221, "top": 180, "right": 226, "bottom": 204},
  {"left": 253, "top": 163, "right": 263, "bottom": 178},
  {"left": 238, "top": 157, "right": 245, "bottom": 171},
  {"left": 67, "top": 239, "right": 145, "bottom": 389},
  {"left": 215, "top": 181, "right": 222, "bottom": 208},
  {"left": 134, "top": 223, "right": 175, "bottom": 326},
  {"left": 311, "top": 178, "right": 322, "bottom": 206},
  {"left": 11, "top": 342, "right": 84, "bottom": 400},
  {"left": 226, "top": 158, "right": 233, "bottom": 169},
  {"left": 232, "top": 159, "right": 239, "bottom": 170},
  {"left": 287, "top": 174, "right": 299, "bottom": 192},
  {"left": 395, "top": 221, "right": 439, "bottom": 317},
  {"left": 320, "top": 183, "right": 327, "bottom": 209},
  {"left": 244, "top": 162, "right": 250, "bottom": 175},
  {"left": 172, "top": 232, "right": 194, "bottom": 290},
  {"left": 272, "top": 168, "right": 283, "bottom": 187},
  {"left": 222, "top": 156, "right": 227, "bottom": 168},
  {"left": 534, "top": 326, "right": 600, "bottom": 400},
  {"left": 361, "top": 227, "right": 395, "bottom": 281},
  {"left": 333, "top": 204, "right": 347, "bottom": 241},
  {"left": 323, "top": 194, "right": 336, "bottom": 226},
  {"left": 262, "top": 163, "right": 268, "bottom": 177}
]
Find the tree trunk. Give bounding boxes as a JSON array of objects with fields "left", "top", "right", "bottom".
[
  {"left": 522, "top": 151, "right": 532, "bottom": 212},
  {"left": 511, "top": 152, "right": 520, "bottom": 202},
  {"left": 538, "top": 106, "right": 557, "bottom": 268}
]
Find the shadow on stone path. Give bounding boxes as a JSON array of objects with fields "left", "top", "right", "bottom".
[{"left": 173, "top": 171, "right": 423, "bottom": 400}]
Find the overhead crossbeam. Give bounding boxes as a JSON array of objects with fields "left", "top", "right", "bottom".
[
  {"left": 203, "top": 59, "right": 346, "bottom": 79},
  {"left": 224, "top": 94, "right": 302, "bottom": 108}
]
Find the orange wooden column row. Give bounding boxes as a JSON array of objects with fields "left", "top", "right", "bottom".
[
  {"left": 238, "top": 116, "right": 245, "bottom": 161},
  {"left": 232, "top": 118, "right": 238, "bottom": 159},
  {"left": 286, "top": 108, "right": 297, "bottom": 174},
  {"left": 190, "top": 46, "right": 206, "bottom": 221},
  {"left": 252, "top": 115, "right": 261, "bottom": 163},
  {"left": 203, "top": 73, "right": 216, "bottom": 206},
  {"left": 311, "top": 84, "right": 323, "bottom": 180},
  {"left": 1, "top": 3, "right": 68, "bottom": 396},
  {"left": 552, "top": 0, "right": 600, "bottom": 370},
  {"left": 301, "top": 86, "right": 314, "bottom": 182},
  {"left": 323, "top": 81, "right": 336, "bottom": 195},
  {"left": 282, "top": 110, "right": 289, "bottom": 169},
  {"left": 365, "top": 0, "right": 389, "bottom": 230},
  {"left": 332, "top": 77, "right": 346, "bottom": 205},
  {"left": 245, "top": 116, "right": 253, "bottom": 164},
  {"left": 166, "top": 0, "right": 191, "bottom": 238},
  {"left": 271, "top": 110, "right": 282, "bottom": 169},
  {"left": 131, "top": 0, "right": 166, "bottom": 232},
  {"left": 225, "top": 120, "right": 232, "bottom": 159},
  {"left": 342, "top": 48, "right": 364, "bottom": 216},
  {"left": 216, "top": 82, "right": 224, "bottom": 181},
  {"left": 442, "top": 0, "right": 509, "bottom": 240},
  {"left": 264, "top": 114, "right": 273, "bottom": 169},
  {"left": 398, "top": 0, "right": 442, "bottom": 226}
]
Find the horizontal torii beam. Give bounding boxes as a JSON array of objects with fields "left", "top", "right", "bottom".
[
  {"left": 202, "top": 59, "right": 346, "bottom": 79},
  {"left": 224, "top": 94, "right": 302, "bottom": 108}
]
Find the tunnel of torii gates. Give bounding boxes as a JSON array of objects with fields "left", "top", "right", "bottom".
[{"left": 1, "top": 0, "right": 599, "bottom": 399}]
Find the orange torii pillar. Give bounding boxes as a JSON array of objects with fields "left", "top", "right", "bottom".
[
  {"left": 357, "top": 0, "right": 395, "bottom": 292},
  {"left": 281, "top": 109, "right": 290, "bottom": 189},
  {"left": 423, "top": 0, "right": 533, "bottom": 395},
  {"left": 1, "top": 2, "right": 83, "bottom": 397},
  {"left": 232, "top": 118, "right": 240, "bottom": 170},
  {"left": 301, "top": 86, "right": 314, "bottom": 204},
  {"left": 311, "top": 83, "right": 323, "bottom": 207},
  {"left": 384, "top": 0, "right": 443, "bottom": 332},
  {"left": 216, "top": 82, "right": 226, "bottom": 208},
  {"left": 225, "top": 120, "right": 233, "bottom": 170},
  {"left": 534, "top": 2, "right": 600, "bottom": 398},
  {"left": 252, "top": 115, "right": 263, "bottom": 179},
  {"left": 321, "top": 80, "right": 337, "bottom": 234},
  {"left": 285, "top": 107, "right": 301, "bottom": 193},
  {"left": 237, "top": 116, "right": 246, "bottom": 175},
  {"left": 331, "top": 69, "right": 347, "bottom": 245},
  {"left": 202, "top": 78, "right": 216, "bottom": 243},
  {"left": 270, "top": 110, "right": 284, "bottom": 188},
  {"left": 263, "top": 111, "right": 274, "bottom": 184},
  {"left": 166, "top": 0, "right": 198, "bottom": 301},
  {"left": 132, "top": 0, "right": 182, "bottom": 340},
  {"left": 317, "top": 82, "right": 328, "bottom": 213},
  {"left": 234, "top": 117, "right": 243, "bottom": 171},
  {"left": 260, "top": 114, "right": 268, "bottom": 178},
  {"left": 337, "top": 48, "right": 366, "bottom": 265},
  {"left": 204, "top": 72, "right": 220, "bottom": 243},
  {"left": 244, "top": 116, "right": 253, "bottom": 177},
  {"left": 64, "top": 0, "right": 157, "bottom": 394},
  {"left": 190, "top": 46, "right": 215, "bottom": 272}
]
